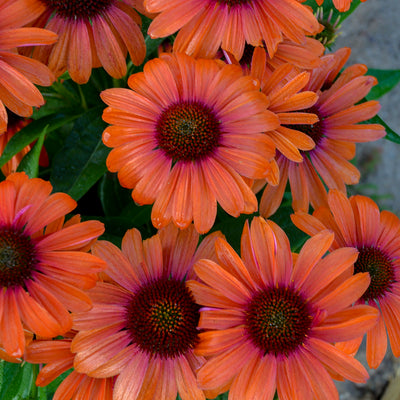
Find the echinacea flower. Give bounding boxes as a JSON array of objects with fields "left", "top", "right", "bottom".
[
  {"left": 0, "top": 0, "right": 57, "bottom": 131},
  {"left": 25, "top": 335, "right": 116, "bottom": 400},
  {"left": 292, "top": 189, "right": 400, "bottom": 369},
  {"left": 258, "top": 47, "right": 386, "bottom": 217},
  {"left": 145, "top": 0, "right": 320, "bottom": 60},
  {"left": 101, "top": 52, "right": 279, "bottom": 233},
  {"left": 189, "top": 217, "right": 379, "bottom": 400},
  {"left": 71, "top": 224, "right": 223, "bottom": 400},
  {"left": 24, "top": 0, "right": 146, "bottom": 84},
  {"left": 0, "top": 172, "right": 105, "bottom": 358}
]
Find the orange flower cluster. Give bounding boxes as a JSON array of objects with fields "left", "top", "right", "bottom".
[{"left": 0, "top": 0, "right": 397, "bottom": 399}]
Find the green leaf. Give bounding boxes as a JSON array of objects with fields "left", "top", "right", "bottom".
[
  {"left": 50, "top": 107, "right": 109, "bottom": 200},
  {"left": 17, "top": 126, "right": 47, "bottom": 178},
  {"left": 368, "top": 114, "right": 400, "bottom": 144},
  {"left": 98, "top": 172, "right": 133, "bottom": 217},
  {"left": 0, "top": 361, "right": 35, "bottom": 400},
  {"left": 0, "top": 112, "right": 81, "bottom": 169},
  {"left": 366, "top": 69, "right": 400, "bottom": 100}
]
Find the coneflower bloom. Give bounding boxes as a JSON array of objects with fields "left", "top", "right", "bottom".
[
  {"left": 101, "top": 52, "right": 279, "bottom": 233},
  {"left": 145, "top": 0, "right": 320, "bottom": 61},
  {"left": 24, "top": 0, "right": 146, "bottom": 84},
  {"left": 258, "top": 47, "right": 386, "bottom": 217},
  {"left": 188, "top": 217, "right": 379, "bottom": 400},
  {"left": 71, "top": 224, "right": 223, "bottom": 400},
  {"left": 292, "top": 190, "right": 400, "bottom": 369},
  {"left": 0, "top": 172, "right": 105, "bottom": 358},
  {"left": 25, "top": 336, "right": 116, "bottom": 400},
  {"left": 0, "top": 0, "right": 57, "bottom": 131},
  {"left": 315, "top": 0, "right": 367, "bottom": 12}
]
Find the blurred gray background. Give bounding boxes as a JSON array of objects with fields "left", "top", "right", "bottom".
[
  {"left": 334, "top": 0, "right": 400, "bottom": 215},
  {"left": 328, "top": 1, "right": 400, "bottom": 398}
]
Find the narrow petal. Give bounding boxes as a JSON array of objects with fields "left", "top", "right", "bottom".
[
  {"left": 197, "top": 341, "right": 255, "bottom": 390},
  {"left": 313, "top": 273, "right": 371, "bottom": 314},
  {"left": 194, "top": 259, "right": 250, "bottom": 304},
  {"left": 366, "top": 303, "right": 387, "bottom": 369},
  {"left": 92, "top": 240, "right": 139, "bottom": 292},
  {"left": 114, "top": 351, "right": 149, "bottom": 400},
  {"left": 306, "top": 337, "right": 369, "bottom": 383},
  {"left": 175, "top": 355, "right": 205, "bottom": 400},
  {"left": 1, "top": 289, "right": 24, "bottom": 357},
  {"left": 313, "top": 304, "right": 379, "bottom": 342},
  {"left": 292, "top": 230, "right": 335, "bottom": 289}
]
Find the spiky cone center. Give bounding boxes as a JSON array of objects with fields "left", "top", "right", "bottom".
[
  {"left": 155, "top": 101, "right": 221, "bottom": 162},
  {"left": 39, "top": 0, "right": 114, "bottom": 19},
  {"left": 245, "top": 286, "right": 313, "bottom": 357},
  {"left": 285, "top": 106, "right": 324, "bottom": 150},
  {"left": 0, "top": 228, "right": 38, "bottom": 288},
  {"left": 355, "top": 246, "right": 395, "bottom": 301},
  {"left": 125, "top": 277, "right": 200, "bottom": 358}
]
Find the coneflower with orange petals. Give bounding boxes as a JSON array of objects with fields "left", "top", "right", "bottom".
[
  {"left": 292, "top": 189, "right": 400, "bottom": 369},
  {"left": 0, "top": 0, "right": 57, "bottom": 132},
  {"left": 188, "top": 217, "right": 379, "bottom": 400},
  {"left": 70, "top": 224, "right": 223, "bottom": 400},
  {"left": 24, "top": 0, "right": 146, "bottom": 84},
  {"left": 0, "top": 172, "right": 105, "bottom": 358},
  {"left": 258, "top": 47, "right": 386, "bottom": 217},
  {"left": 146, "top": 0, "right": 320, "bottom": 60},
  {"left": 101, "top": 52, "right": 279, "bottom": 234}
]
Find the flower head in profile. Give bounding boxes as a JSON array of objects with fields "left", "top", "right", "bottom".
[
  {"left": 24, "top": 0, "right": 146, "bottom": 84},
  {"left": 71, "top": 224, "right": 223, "bottom": 400},
  {"left": 258, "top": 47, "right": 386, "bottom": 217},
  {"left": 0, "top": 0, "right": 57, "bottom": 132},
  {"left": 146, "top": 0, "right": 320, "bottom": 60},
  {"left": 25, "top": 334, "right": 116, "bottom": 400},
  {"left": 315, "top": 0, "right": 367, "bottom": 12},
  {"left": 292, "top": 189, "right": 400, "bottom": 369},
  {"left": 245, "top": 47, "right": 320, "bottom": 199},
  {"left": 101, "top": 52, "right": 279, "bottom": 233},
  {"left": 188, "top": 217, "right": 379, "bottom": 400},
  {"left": 0, "top": 172, "right": 105, "bottom": 358}
]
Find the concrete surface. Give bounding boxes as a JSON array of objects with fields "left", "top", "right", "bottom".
[{"left": 334, "top": 0, "right": 400, "bottom": 215}]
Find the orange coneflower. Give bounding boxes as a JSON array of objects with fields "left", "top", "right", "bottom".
[
  {"left": 189, "top": 217, "right": 379, "bottom": 400},
  {"left": 71, "top": 224, "right": 223, "bottom": 400},
  {"left": 258, "top": 47, "right": 386, "bottom": 217},
  {"left": 101, "top": 52, "right": 279, "bottom": 233},
  {"left": 24, "top": 0, "right": 146, "bottom": 84},
  {"left": 0, "top": 172, "right": 105, "bottom": 358},
  {"left": 0, "top": 0, "right": 57, "bottom": 132},
  {"left": 292, "top": 190, "right": 400, "bottom": 369},
  {"left": 145, "top": 0, "right": 320, "bottom": 61},
  {"left": 25, "top": 335, "right": 116, "bottom": 400}
]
